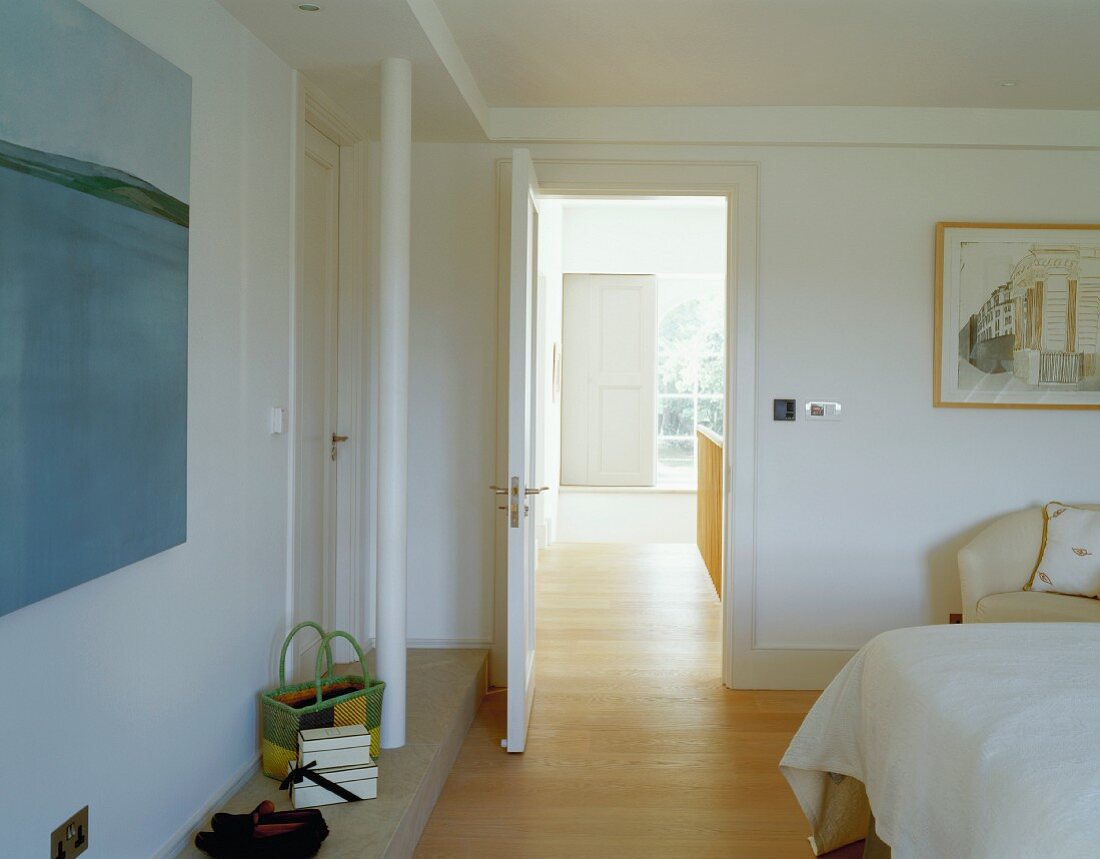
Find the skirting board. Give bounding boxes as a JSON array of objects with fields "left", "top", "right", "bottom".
[
  {"left": 734, "top": 648, "right": 858, "bottom": 690},
  {"left": 407, "top": 638, "right": 493, "bottom": 649},
  {"left": 154, "top": 753, "right": 260, "bottom": 859}
]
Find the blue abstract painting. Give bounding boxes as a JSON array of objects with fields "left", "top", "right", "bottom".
[{"left": 0, "top": 0, "right": 191, "bottom": 617}]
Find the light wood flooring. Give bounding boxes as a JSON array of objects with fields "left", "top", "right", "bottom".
[{"left": 415, "top": 542, "right": 821, "bottom": 858}]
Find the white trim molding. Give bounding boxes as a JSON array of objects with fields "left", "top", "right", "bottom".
[
  {"left": 407, "top": 638, "right": 495, "bottom": 650},
  {"left": 488, "top": 106, "right": 1100, "bottom": 150},
  {"left": 303, "top": 75, "right": 365, "bottom": 146},
  {"left": 731, "top": 649, "right": 858, "bottom": 691},
  {"left": 153, "top": 755, "right": 259, "bottom": 859}
]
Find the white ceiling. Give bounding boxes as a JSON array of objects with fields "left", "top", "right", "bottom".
[
  {"left": 218, "top": 0, "right": 1100, "bottom": 143},
  {"left": 217, "top": 0, "right": 484, "bottom": 139},
  {"left": 436, "top": 0, "right": 1100, "bottom": 110}
]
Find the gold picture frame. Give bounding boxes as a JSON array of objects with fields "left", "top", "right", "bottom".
[{"left": 934, "top": 222, "right": 1100, "bottom": 409}]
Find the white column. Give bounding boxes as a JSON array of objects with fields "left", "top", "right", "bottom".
[{"left": 377, "top": 57, "right": 411, "bottom": 750}]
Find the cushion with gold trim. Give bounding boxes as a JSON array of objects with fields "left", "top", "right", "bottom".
[{"left": 1025, "top": 502, "right": 1100, "bottom": 599}]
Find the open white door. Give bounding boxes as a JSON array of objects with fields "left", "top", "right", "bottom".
[{"left": 504, "top": 149, "right": 542, "bottom": 753}]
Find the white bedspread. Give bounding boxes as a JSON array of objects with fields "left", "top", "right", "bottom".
[{"left": 781, "top": 623, "right": 1100, "bottom": 858}]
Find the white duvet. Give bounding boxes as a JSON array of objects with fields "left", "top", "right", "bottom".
[{"left": 780, "top": 623, "right": 1100, "bottom": 858}]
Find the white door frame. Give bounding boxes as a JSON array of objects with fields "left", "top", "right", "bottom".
[
  {"left": 287, "top": 76, "right": 369, "bottom": 667},
  {"left": 496, "top": 157, "right": 841, "bottom": 690}
]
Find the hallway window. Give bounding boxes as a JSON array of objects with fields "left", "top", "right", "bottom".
[{"left": 657, "top": 284, "right": 725, "bottom": 486}]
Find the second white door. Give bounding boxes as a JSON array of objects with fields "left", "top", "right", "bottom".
[
  {"left": 294, "top": 123, "right": 341, "bottom": 674},
  {"left": 561, "top": 273, "right": 657, "bottom": 486}
]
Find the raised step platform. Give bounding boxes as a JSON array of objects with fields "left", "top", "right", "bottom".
[{"left": 176, "top": 649, "right": 488, "bottom": 859}]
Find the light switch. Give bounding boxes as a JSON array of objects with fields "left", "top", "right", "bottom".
[
  {"left": 270, "top": 407, "right": 287, "bottom": 435},
  {"left": 773, "top": 399, "right": 796, "bottom": 421},
  {"left": 805, "top": 401, "right": 842, "bottom": 421}
]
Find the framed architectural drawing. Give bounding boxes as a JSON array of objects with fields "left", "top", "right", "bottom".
[
  {"left": 0, "top": 0, "right": 191, "bottom": 617},
  {"left": 934, "top": 222, "right": 1100, "bottom": 409}
]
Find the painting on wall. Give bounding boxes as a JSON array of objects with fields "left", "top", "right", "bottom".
[
  {"left": 935, "top": 222, "right": 1100, "bottom": 409},
  {"left": 0, "top": 0, "right": 191, "bottom": 618}
]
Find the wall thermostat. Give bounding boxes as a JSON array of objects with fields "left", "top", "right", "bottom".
[
  {"left": 805, "top": 401, "right": 842, "bottom": 420},
  {"left": 773, "top": 399, "right": 796, "bottom": 421}
]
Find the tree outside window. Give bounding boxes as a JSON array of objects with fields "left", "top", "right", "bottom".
[{"left": 656, "top": 289, "right": 724, "bottom": 487}]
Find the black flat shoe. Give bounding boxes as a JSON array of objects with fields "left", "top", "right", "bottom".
[
  {"left": 211, "top": 801, "right": 328, "bottom": 843},
  {"left": 195, "top": 825, "right": 324, "bottom": 859}
]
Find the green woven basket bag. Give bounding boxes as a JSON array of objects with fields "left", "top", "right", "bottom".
[{"left": 261, "top": 622, "right": 385, "bottom": 779}]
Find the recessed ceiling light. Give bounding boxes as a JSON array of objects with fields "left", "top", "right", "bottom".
[
  {"left": 297, "top": 3, "right": 321, "bottom": 10},
  {"left": 999, "top": 80, "right": 1018, "bottom": 87}
]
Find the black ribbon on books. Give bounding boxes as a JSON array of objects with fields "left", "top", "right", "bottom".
[{"left": 280, "top": 760, "right": 363, "bottom": 803}]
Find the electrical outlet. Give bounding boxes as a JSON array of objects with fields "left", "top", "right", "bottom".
[{"left": 50, "top": 806, "right": 88, "bottom": 859}]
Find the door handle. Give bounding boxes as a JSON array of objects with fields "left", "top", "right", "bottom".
[
  {"left": 330, "top": 433, "right": 349, "bottom": 461},
  {"left": 490, "top": 479, "right": 546, "bottom": 526}
]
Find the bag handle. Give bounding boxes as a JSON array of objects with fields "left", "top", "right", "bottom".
[
  {"left": 278, "top": 621, "right": 334, "bottom": 687},
  {"left": 313, "top": 630, "right": 371, "bottom": 705}
]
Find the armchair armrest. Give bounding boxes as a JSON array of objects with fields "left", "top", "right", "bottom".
[{"left": 958, "top": 508, "right": 1044, "bottom": 622}]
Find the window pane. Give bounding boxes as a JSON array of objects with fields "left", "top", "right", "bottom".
[
  {"left": 658, "top": 349, "right": 695, "bottom": 394},
  {"left": 698, "top": 354, "right": 724, "bottom": 394},
  {"left": 658, "top": 298, "right": 705, "bottom": 349},
  {"left": 703, "top": 327, "right": 724, "bottom": 355},
  {"left": 657, "top": 438, "right": 695, "bottom": 486},
  {"left": 697, "top": 397, "right": 724, "bottom": 434},
  {"left": 657, "top": 396, "right": 694, "bottom": 436}
]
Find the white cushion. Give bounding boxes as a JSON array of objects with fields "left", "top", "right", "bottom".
[
  {"left": 976, "top": 591, "right": 1100, "bottom": 623},
  {"left": 1025, "top": 502, "right": 1100, "bottom": 598}
]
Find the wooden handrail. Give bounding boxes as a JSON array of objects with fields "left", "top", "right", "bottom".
[{"left": 696, "top": 427, "right": 723, "bottom": 599}]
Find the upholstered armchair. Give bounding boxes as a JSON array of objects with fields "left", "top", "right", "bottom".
[{"left": 958, "top": 505, "right": 1100, "bottom": 623}]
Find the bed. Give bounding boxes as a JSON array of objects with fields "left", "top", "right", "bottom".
[{"left": 780, "top": 623, "right": 1100, "bottom": 858}]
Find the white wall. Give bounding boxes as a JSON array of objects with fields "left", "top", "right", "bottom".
[
  {"left": 0, "top": 2, "right": 296, "bottom": 855},
  {"left": 405, "top": 140, "right": 1100, "bottom": 666},
  {"left": 561, "top": 199, "right": 726, "bottom": 275},
  {"left": 557, "top": 490, "right": 696, "bottom": 543},
  {"left": 402, "top": 144, "right": 499, "bottom": 645}
]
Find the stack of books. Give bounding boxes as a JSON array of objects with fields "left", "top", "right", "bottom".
[{"left": 289, "top": 725, "right": 378, "bottom": 808}]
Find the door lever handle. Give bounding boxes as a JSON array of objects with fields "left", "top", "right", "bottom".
[
  {"left": 524, "top": 486, "right": 550, "bottom": 495},
  {"left": 489, "top": 485, "right": 510, "bottom": 496}
]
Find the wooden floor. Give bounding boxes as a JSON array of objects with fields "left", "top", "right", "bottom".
[{"left": 415, "top": 543, "right": 821, "bottom": 858}]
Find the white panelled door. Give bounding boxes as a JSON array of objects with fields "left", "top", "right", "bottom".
[
  {"left": 561, "top": 274, "right": 657, "bottom": 486},
  {"left": 295, "top": 123, "right": 341, "bottom": 675},
  {"left": 505, "top": 149, "right": 543, "bottom": 753}
]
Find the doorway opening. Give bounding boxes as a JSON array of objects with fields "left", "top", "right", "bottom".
[
  {"left": 508, "top": 194, "right": 731, "bottom": 735},
  {"left": 534, "top": 194, "right": 730, "bottom": 629},
  {"left": 288, "top": 89, "right": 368, "bottom": 678},
  {"left": 534, "top": 196, "right": 728, "bottom": 600},
  {"left": 291, "top": 120, "right": 343, "bottom": 677},
  {"left": 494, "top": 154, "right": 759, "bottom": 752}
]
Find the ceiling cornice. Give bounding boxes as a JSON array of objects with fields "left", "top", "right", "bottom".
[{"left": 486, "top": 106, "right": 1100, "bottom": 149}]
